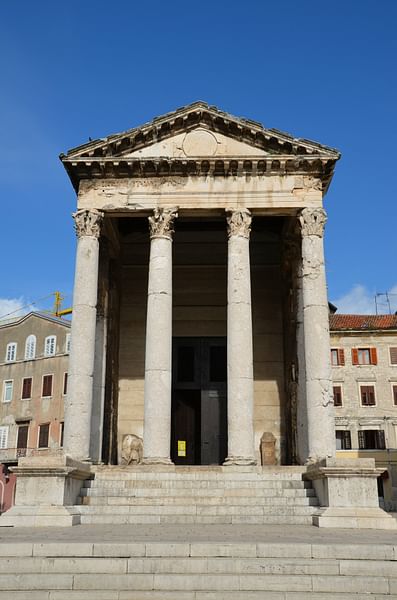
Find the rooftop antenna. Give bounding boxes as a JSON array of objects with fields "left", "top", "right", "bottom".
[{"left": 375, "top": 292, "right": 394, "bottom": 315}]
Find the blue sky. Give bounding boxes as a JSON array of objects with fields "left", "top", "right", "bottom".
[{"left": 0, "top": 0, "right": 396, "bottom": 317}]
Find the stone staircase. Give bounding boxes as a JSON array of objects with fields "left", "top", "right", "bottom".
[
  {"left": 0, "top": 537, "right": 397, "bottom": 598},
  {"left": 76, "top": 466, "right": 322, "bottom": 525}
]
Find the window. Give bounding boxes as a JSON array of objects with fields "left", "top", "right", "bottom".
[
  {"left": 358, "top": 429, "right": 385, "bottom": 450},
  {"left": 16, "top": 423, "right": 29, "bottom": 457},
  {"left": 390, "top": 347, "right": 397, "bottom": 365},
  {"left": 42, "top": 375, "right": 53, "bottom": 397},
  {"left": 5, "top": 342, "right": 17, "bottom": 362},
  {"left": 336, "top": 430, "right": 351, "bottom": 450},
  {"left": 65, "top": 333, "right": 71, "bottom": 354},
  {"left": 60, "top": 422, "right": 64, "bottom": 447},
  {"left": 0, "top": 426, "right": 9, "bottom": 449},
  {"left": 393, "top": 385, "right": 397, "bottom": 406},
  {"left": 24, "top": 335, "right": 36, "bottom": 360},
  {"left": 333, "top": 385, "right": 343, "bottom": 407},
  {"left": 360, "top": 385, "right": 376, "bottom": 406},
  {"left": 63, "top": 373, "right": 68, "bottom": 396},
  {"left": 3, "top": 380, "right": 13, "bottom": 403},
  {"left": 44, "top": 335, "right": 56, "bottom": 357},
  {"left": 331, "top": 349, "right": 345, "bottom": 366},
  {"left": 38, "top": 423, "right": 50, "bottom": 448},
  {"left": 21, "top": 377, "right": 32, "bottom": 399},
  {"left": 352, "top": 348, "right": 377, "bottom": 365}
]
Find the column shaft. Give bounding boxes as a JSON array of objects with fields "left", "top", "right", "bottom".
[
  {"left": 299, "top": 208, "right": 335, "bottom": 463},
  {"left": 224, "top": 209, "right": 256, "bottom": 466},
  {"left": 64, "top": 209, "right": 103, "bottom": 461},
  {"left": 143, "top": 208, "right": 177, "bottom": 464}
]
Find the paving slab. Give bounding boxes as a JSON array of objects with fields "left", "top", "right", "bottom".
[{"left": 0, "top": 523, "right": 396, "bottom": 546}]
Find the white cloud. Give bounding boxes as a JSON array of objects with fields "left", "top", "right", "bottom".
[
  {"left": 0, "top": 297, "right": 29, "bottom": 320},
  {"left": 332, "top": 285, "right": 397, "bottom": 315}
]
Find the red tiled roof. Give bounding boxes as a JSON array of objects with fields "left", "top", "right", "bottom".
[{"left": 330, "top": 314, "right": 397, "bottom": 331}]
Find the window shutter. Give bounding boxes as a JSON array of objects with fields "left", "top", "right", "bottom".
[
  {"left": 42, "top": 375, "right": 53, "bottom": 397},
  {"left": 369, "top": 386, "right": 376, "bottom": 405},
  {"left": 358, "top": 430, "right": 365, "bottom": 449},
  {"left": 17, "top": 425, "right": 29, "bottom": 449},
  {"left": 338, "top": 349, "right": 345, "bottom": 366},
  {"left": 343, "top": 431, "right": 351, "bottom": 450},
  {"left": 390, "top": 347, "right": 397, "bottom": 365},
  {"left": 22, "top": 378, "right": 32, "bottom": 399},
  {"left": 352, "top": 348, "right": 359, "bottom": 365},
  {"left": 0, "top": 427, "right": 8, "bottom": 449},
  {"left": 38, "top": 424, "right": 49, "bottom": 448},
  {"left": 370, "top": 348, "right": 378, "bottom": 365},
  {"left": 377, "top": 430, "right": 386, "bottom": 450}
]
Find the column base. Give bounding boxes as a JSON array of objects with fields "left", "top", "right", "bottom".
[
  {"left": 141, "top": 457, "right": 174, "bottom": 466},
  {"left": 0, "top": 505, "right": 81, "bottom": 527},
  {"left": 223, "top": 456, "right": 257, "bottom": 466},
  {"left": 305, "top": 457, "right": 397, "bottom": 529},
  {"left": 313, "top": 507, "right": 396, "bottom": 529},
  {"left": 0, "top": 454, "right": 91, "bottom": 527}
]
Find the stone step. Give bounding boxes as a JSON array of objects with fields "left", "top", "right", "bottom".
[
  {"left": 85, "top": 478, "right": 312, "bottom": 489},
  {"left": 78, "top": 514, "right": 315, "bottom": 524},
  {"left": 1, "top": 540, "right": 395, "bottom": 597},
  {"left": 81, "top": 495, "right": 319, "bottom": 507},
  {"left": 81, "top": 481, "right": 315, "bottom": 498},
  {"left": 90, "top": 474, "right": 308, "bottom": 483},
  {"left": 77, "top": 503, "right": 320, "bottom": 515}
]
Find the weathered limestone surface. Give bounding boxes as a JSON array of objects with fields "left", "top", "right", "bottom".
[
  {"left": 78, "top": 174, "right": 323, "bottom": 212},
  {"left": 297, "top": 208, "right": 335, "bottom": 464},
  {"left": 64, "top": 209, "right": 103, "bottom": 461},
  {"left": 306, "top": 457, "right": 397, "bottom": 529},
  {"left": 0, "top": 524, "right": 397, "bottom": 596},
  {"left": 224, "top": 209, "right": 256, "bottom": 466},
  {"left": 0, "top": 455, "right": 90, "bottom": 527},
  {"left": 143, "top": 208, "right": 178, "bottom": 464}
]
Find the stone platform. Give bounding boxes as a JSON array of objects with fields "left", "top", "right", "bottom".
[{"left": 0, "top": 523, "right": 397, "bottom": 598}]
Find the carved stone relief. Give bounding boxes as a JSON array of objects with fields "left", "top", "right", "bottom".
[
  {"left": 73, "top": 208, "right": 103, "bottom": 238},
  {"left": 299, "top": 207, "right": 327, "bottom": 237},
  {"left": 226, "top": 208, "right": 252, "bottom": 239},
  {"left": 148, "top": 207, "right": 178, "bottom": 239},
  {"left": 121, "top": 434, "right": 143, "bottom": 465}
]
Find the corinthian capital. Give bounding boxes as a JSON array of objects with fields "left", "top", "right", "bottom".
[
  {"left": 148, "top": 207, "right": 178, "bottom": 240},
  {"left": 73, "top": 209, "right": 104, "bottom": 238},
  {"left": 226, "top": 209, "right": 252, "bottom": 239},
  {"left": 299, "top": 207, "right": 327, "bottom": 238}
]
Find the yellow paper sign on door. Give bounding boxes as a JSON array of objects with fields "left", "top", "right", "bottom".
[{"left": 178, "top": 440, "right": 186, "bottom": 457}]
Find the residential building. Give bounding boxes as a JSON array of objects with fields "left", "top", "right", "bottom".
[
  {"left": 0, "top": 312, "right": 70, "bottom": 512},
  {"left": 330, "top": 313, "right": 397, "bottom": 509}
]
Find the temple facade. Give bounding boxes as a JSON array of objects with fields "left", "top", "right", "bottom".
[
  {"left": 2, "top": 103, "right": 394, "bottom": 529},
  {"left": 61, "top": 102, "right": 339, "bottom": 469}
]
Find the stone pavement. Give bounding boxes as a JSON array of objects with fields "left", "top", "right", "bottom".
[{"left": 1, "top": 522, "right": 396, "bottom": 545}]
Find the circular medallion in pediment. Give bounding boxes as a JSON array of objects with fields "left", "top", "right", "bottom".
[{"left": 182, "top": 129, "right": 218, "bottom": 157}]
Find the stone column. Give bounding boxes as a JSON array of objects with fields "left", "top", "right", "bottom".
[
  {"left": 143, "top": 207, "right": 178, "bottom": 464},
  {"left": 64, "top": 208, "right": 103, "bottom": 461},
  {"left": 224, "top": 209, "right": 256, "bottom": 466},
  {"left": 298, "top": 207, "right": 335, "bottom": 463}
]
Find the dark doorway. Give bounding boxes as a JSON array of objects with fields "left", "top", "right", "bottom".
[{"left": 171, "top": 338, "right": 227, "bottom": 465}]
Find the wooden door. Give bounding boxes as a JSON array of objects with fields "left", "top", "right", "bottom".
[{"left": 171, "top": 338, "right": 227, "bottom": 465}]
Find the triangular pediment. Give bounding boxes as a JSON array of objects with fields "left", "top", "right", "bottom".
[{"left": 63, "top": 101, "right": 340, "bottom": 161}]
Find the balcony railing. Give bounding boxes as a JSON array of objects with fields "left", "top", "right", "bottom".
[{"left": 0, "top": 447, "right": 62, "bottom": 463}]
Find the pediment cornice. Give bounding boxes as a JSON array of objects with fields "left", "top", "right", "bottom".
[{"left": 60, "top": 101, "right": 340, "bottom": 192}]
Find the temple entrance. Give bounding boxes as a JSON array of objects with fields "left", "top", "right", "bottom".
[{"left": 171, "top": 337, "right": 227, "bottom": 465}]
